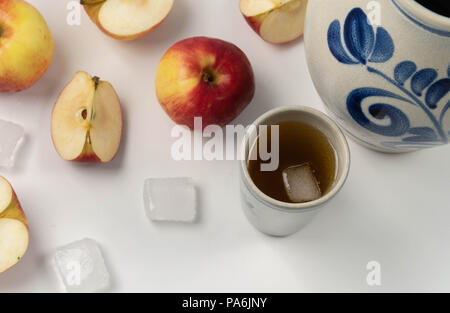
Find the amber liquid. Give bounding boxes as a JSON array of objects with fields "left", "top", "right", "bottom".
[{"left": 248, "top": 121, "right": 336, "bottom": 203}]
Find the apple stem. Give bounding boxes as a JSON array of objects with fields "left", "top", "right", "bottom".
[
  {"left": 80, "top": 0, "right": 106, "bottom": 6},
  {"left": 202, "top": 69, "right": 215, "bottom": 84},
  {"left": 92, "top": 76, "right": 100, "bottom": 89}
]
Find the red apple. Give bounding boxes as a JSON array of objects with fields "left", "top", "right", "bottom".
[{"left": 155, "top": 37, "right": 255, "bottom": 129}]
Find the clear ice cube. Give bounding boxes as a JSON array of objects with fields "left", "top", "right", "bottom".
[
  {"left": 282, "top": 163, "right": 322, "bottom": 203},
  {"left": 143, "top": 177, "right": 197, "bottom": 222},
  {"left": 54, "top": 238, "right": 110, "bottom": 293},
  {"left": 0, "top": 119, "right": 24, "bottom": 168}
]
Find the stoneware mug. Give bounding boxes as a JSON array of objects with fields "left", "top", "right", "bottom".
[
  {"left": 305, "top": 0, "right": 450, "bottom": 153},
  {"left": 239, "top": 106, "right": 350, "bottom": 237}
]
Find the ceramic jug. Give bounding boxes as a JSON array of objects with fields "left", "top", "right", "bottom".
[{"left": 305, "top": 0, "right": 450, "bottom": 152}]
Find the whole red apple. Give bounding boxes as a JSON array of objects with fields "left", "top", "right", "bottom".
[{"left": 155, "top": 37, "right": 255, "bottom": 129}]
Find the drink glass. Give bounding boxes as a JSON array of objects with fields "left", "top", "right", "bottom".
[{"left": 239, "top": 106, "right": 350, "bottom": 236}]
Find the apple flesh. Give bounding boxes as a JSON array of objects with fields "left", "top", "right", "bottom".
[
  {"left": 0, "top": 176, "right": 29, "bottom": 273},
  {"left": 81, "top": 0, "right": 174, "bottom": 40},
  {"left": 240, "top": 0, "right": 308, "bottom": 44},
  {"left": 155, "top": 37, "right": 255, "bottom": 129},
  {"left": 0, "top": 0, "right": 54, "bottom": 92},
  {"left": 51, "top": 71, "right": 123, "bottom": 163}
]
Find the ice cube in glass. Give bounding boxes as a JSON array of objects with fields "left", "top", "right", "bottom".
[{"left": 282, "top": 163, "right": 322, "bottom": 203}]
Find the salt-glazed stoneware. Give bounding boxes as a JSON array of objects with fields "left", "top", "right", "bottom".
[
  {"left": 239, "top": 106, "right": 350, "bottom": 237},
  {"left": 305, "top": 0, "right": 450, "bottom": 152}
]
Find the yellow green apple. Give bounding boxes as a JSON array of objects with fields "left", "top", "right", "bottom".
[{"left": 0, "top": 0, "right": 54, "bottom": 92}]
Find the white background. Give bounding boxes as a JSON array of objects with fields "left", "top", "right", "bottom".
[{"left": 0, "top": 0, "right": 449, "bottom": 292}]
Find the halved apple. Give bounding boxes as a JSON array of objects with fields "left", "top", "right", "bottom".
[
  {"left": 240, "top": 0, "right": 308, "bottom": 44},
  {"left": 81, "top": 0, "right": 174, "bottom": 40},
  {"left": 51, "top": 71, "right": 122, "bottom": 163},
  {"left": 0, "top": 176, "right": 29, "bottom": 273}
]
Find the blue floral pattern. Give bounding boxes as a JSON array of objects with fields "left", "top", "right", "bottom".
[{"left": 327, "top": 8, "right": 450, "bottom": 148}]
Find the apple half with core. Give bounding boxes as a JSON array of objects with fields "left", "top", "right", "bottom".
[
  {"left": 0, "top": 0, "right": 54, "bottom": 92},
  {"left": 0, "top": 176, "right": 29, "bottom": 273},
  {"left": 240, "top": 0, "right": 308, "bottom": 44},
  {"left": 51, "top": 71, "right": 123, "bottom": 163},
  {"left": 155, "top": 37, "right": 255, "bottom": 129},
  {"left": 81, "top": 0, "right": 174, "bottom": 40}
]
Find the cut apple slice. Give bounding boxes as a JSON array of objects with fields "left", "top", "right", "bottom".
[
  {"left": 82, "top": 0, "right": 174, "bottom": 40},
  {"left": 0, "top": 219, "right": 28, "bottom": 273},
  {"left": 51, "top": 71, "right": 122, "bottom": 163},
  {"left": 0, "top": 176, "right": 29, "bottom": 273},
  {"left": 240, "top": 0, "right": 307, "bottom": 44},
  {"left": 0, "top": 177, "right": 12, "bottom": 214}
]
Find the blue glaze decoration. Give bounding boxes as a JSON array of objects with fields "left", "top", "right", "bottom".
[{"left": 327, "top": 7, "right": 450, "bottom": 148}]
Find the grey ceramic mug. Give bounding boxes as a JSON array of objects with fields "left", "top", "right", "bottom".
[{"left": 239, "top": 106, "right": 351, "bottom": 236}]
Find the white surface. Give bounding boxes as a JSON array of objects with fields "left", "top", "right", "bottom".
[{"left": 0, "top": 0, "right": 449, "bottom": 292}]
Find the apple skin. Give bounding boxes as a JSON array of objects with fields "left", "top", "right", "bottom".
[
  {"left": 155, "top": 37, "right": 255, "bottom": 129},
  {"left": 244, "top": 14, "right": 265, "bottom": 35},
  {"left": 73, "top": 141, "right": 102, "bottom": 163},
  {"left": 244, "top": 14, "right": 303, "bottom": 45},
  {"left": 0, "top": 0, "right": 54, "bottom": 92},
  {"left": 0, "top": 187, "right": 28, "bottom": 228},
  {"left": 81, "top": 0, "right": 172, "bottom": 41},
  {"left": 0, "top": 177, "right": 29, "bottom": 273}
]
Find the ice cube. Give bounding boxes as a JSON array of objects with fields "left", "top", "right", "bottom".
[
  {"left": 282, "top": 163, "right": 322, "bottom": 203},
  {"left": 54, "top": 238, "right": 110, "bottom": 293},
  {"left": 0, "top": 119, "right": 24, "bottom": 168},
  {"left": 143, "top": 177, "right": 197, "bottom": 222}
]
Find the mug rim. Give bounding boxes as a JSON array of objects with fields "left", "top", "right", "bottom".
[
  {"left": 394, "top": 0, "right": 450, "bottom": 32},
  {"left": 240, "top": 106, "right": 351, "bottom": 212}
]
